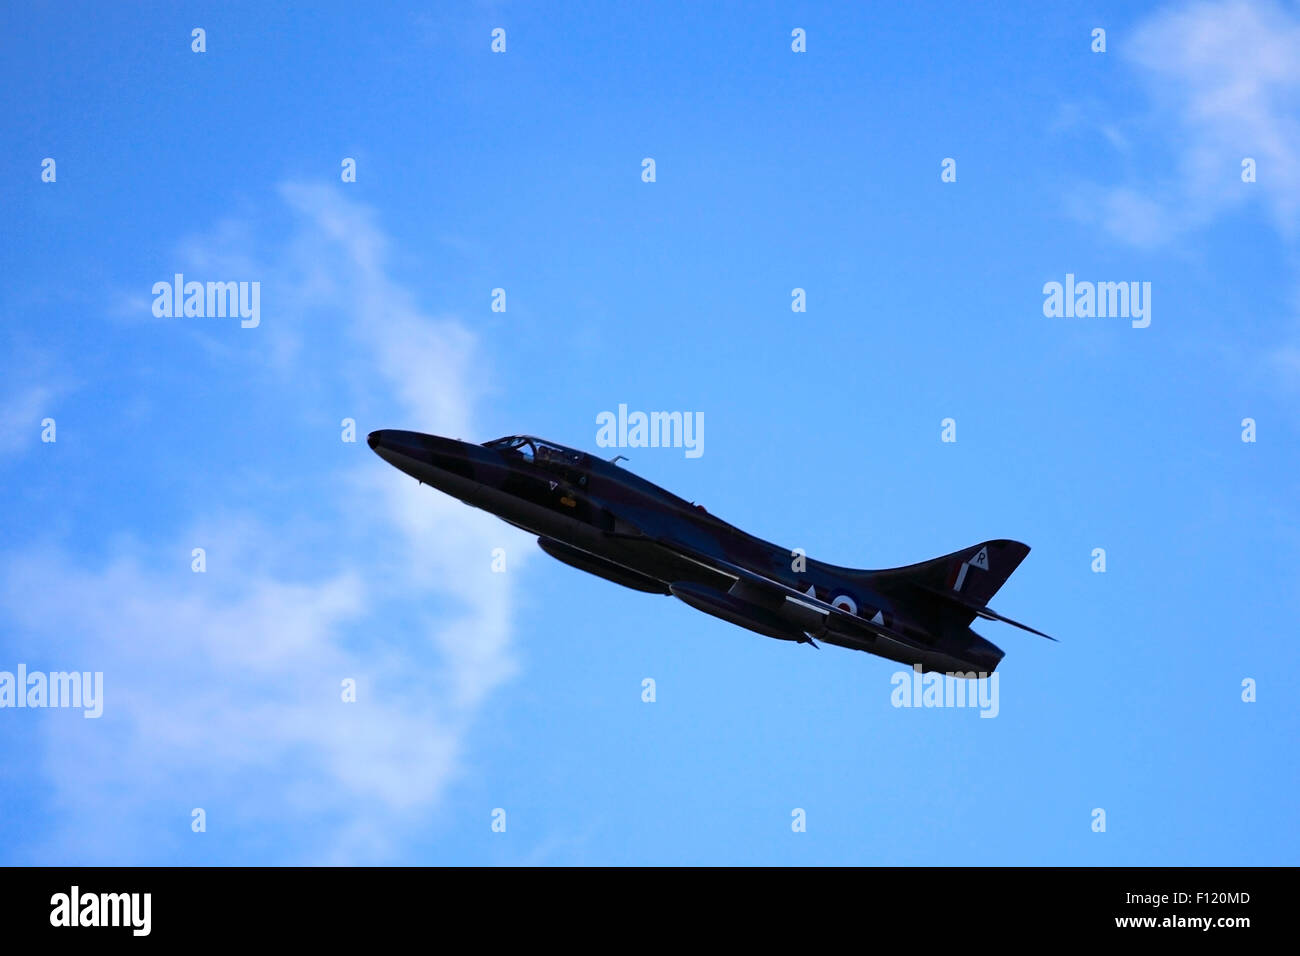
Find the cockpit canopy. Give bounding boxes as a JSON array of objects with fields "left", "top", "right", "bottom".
[{"left": 483, "top": 435, "right": 587, "bottom": 466}]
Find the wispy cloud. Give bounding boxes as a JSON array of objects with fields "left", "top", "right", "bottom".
[
  {"left": 0, "top": 383, "right": 56, "bottom": 456},
  {"left": 1075, "top": 0, "right": 1300, "bottom": 245},
  {"left": 0, "top": 184, "right": 529, "bottom": 863}
]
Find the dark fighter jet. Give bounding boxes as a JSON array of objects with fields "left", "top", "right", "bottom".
[{"left": 368, "top": 430, "right": 1053, "bottom": 674}]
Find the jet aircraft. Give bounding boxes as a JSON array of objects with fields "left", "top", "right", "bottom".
[{"left": 368, "top": 430, "right": 1054, "bottom": 674}]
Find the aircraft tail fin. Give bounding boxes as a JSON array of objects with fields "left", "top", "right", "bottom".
[{"left": 862, "top": 539, "right": 1031, "bottom": 611}]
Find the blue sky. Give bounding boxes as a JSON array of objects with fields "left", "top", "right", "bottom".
[{"left": 1, "top": 0, "right": 1297, "bottom": 864}]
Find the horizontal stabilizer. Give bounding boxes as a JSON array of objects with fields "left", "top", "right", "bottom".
[{"left": 920, "top": 585, "right": 1057, "bottom": 641}]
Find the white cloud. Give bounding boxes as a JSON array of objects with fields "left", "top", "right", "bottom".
[
  {"left": 1070, "top": 186, "right": 1178, "bottom": 248},
  {"left": 0, "top": 185, "right": 530, "bottom": 863},
  {"left": 0, "top": 384, "right": 56, "bottom": 456},
  {"left": 277, "top": 182, "right": 486, "bottom": 435},
  {"left": 1085, "top": 0, "right": 1300, "bottom": 244}
]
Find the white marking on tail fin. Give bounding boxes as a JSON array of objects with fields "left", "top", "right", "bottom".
[
  {"left": 969, "top": 546, "right": 989, "bottom": 570},
  {"left": 953, "top": 563, "right": 970, "bottom": 591}
]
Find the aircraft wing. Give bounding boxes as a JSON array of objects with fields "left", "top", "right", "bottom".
[
  {"left": 589, "top": 494, "right": 891, "bottom": 645},
  {"left": 586, "top": 494, "right": 871, "bottom": 632},
  {"left": 639, "top": 533, "right": 879, "bottom": 642}
]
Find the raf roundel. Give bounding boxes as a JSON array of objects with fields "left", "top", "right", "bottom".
[{"left": 831, "top": 594, "right": 857, "bottom": 615}]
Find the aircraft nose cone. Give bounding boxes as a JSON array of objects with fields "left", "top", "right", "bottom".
[{"left": 367, "top": 430, "right": 478, "bottom": 482}]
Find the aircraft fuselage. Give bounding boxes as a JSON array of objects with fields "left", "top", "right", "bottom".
[{"left": 368, "top": 429, "right": 1016, "bottom": 674}]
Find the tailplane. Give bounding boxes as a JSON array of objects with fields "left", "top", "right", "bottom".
[{"left": 858, "top": 540, "right": 1053, "bottom": 640}]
